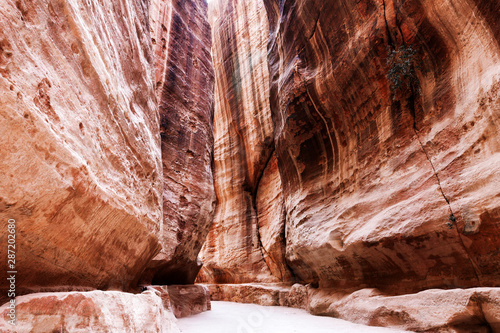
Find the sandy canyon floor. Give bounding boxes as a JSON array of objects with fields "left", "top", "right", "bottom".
[{"left": 177, "top": 301, "right": 408, "bottom": 333}]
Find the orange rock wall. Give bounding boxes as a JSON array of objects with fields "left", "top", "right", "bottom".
[
  {"left": 0, "top": 0, "right": 216, "bottom": 295},
  {"left": 198, "top": 0, "right": 292, "bottom": 283},
  {"left": 203, "top": 0, "right": 500, "bottom": 294},
  {"left": 265, "top": 0, "right": 500, "bottom": 293},
  {"left": 0, "top": 0, "right": 162, "bottom": 295}
]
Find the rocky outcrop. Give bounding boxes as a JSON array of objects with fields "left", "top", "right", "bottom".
[
  {"left": 261, "top": 0, "right": 500, "bottom": 293},
  {"left": 0, "top": 0, "right": 162, "bottom": 296},
  {"left": 166, "top": 285, "right": 211, "bottom": 318},
  {"left": 148, "top": 285, "right": 212, "bottom": 318},
  {"left": 0, "top": 290, "right": 180, "bottom": 332},
  {"left": 198, "top": 0, "right": 293, "bottom": 285},
  {"left": 205, "top": 283, "right": 293, "bottom": 306},
  {"left": 308, "top": 287, "right": 500, "bottom": 332},
  {"left": 143, "top": 0, "right": 216, "bottom": 285}
]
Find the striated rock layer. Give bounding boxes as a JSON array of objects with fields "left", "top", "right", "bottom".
[
  {"left": 143, "top": 0, "right": 216, "bottom": 285},
  {"left": 198, "top": 0, "right": 293, "bottom": 284},
  {"left": 0, "top": 0, "right": 162, "bottom": 296},
  {"left": 263, "top": 0, "right": 500, "bottom": 293}
]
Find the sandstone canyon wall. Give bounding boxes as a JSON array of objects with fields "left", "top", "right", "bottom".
[
  {"left": 264, "top": 0, "right": 500, "bottom": 293},
  {"left": 0, "top": 0, "right": 162, "bottom": 296},
  {"left": 198, "top": 0, "right": 294, "bottom": 284},
  {"left": 0, "top": 0, "right": 215, "bottom": 301},
  {"left": 202, "top": 0, "right": 500, "bottom": 295},
  {"left": 143, "top": 0, "right": 216, "bottom": 285}
]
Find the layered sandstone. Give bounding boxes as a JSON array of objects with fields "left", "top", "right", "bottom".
[
  {"left": 0, "top": 0, "right": 161, "bottom": 296},
  {"left": 143, "top": 0, "right": 216, "bottom": 285},
  {"left": 201, "top": 0, "right": 500, "bottom": 329},
  {"left": 0, "top": 290, "right": 179, "bottom": 332},
  {"left": 198, "top": 0, "right": 293, "bottom": 284},
  {"left": 262, "top": 0, "right": 500, "bottom": 292}
]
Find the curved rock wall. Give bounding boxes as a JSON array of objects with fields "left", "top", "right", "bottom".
[
  {"left": 204, "top": 0, "right": 500, "bottom": 295},
  {"left": 0, "top": 0, "right": 161, "bottom": 295},
  {"left": 264, "top": 0, "right": 500, "bottom": 292},
  {"left": 144, "top": 0, "right": 216, "bottom": 285},
  {"left": 198, "top": 0, "right": 293, "bottom": 283},
  {"left": 0, "top": 0, "right": 216, "bottom": 295}
]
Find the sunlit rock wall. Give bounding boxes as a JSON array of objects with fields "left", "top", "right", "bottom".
[{"left": 0, "top": 0, "right": 162, "bottom": 296}]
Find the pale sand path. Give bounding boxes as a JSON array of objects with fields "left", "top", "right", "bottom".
[{"left": 177, "top": 301, "right": 410, "bottom": 333}]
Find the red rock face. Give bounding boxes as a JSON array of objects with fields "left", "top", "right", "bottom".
[
  {"left": 263, "top": 0, "right": 500, "bottom": 293},
  {"left": 0, "top": 0, "right": 162, "bottom": 296},
  {"left": 198, "top": 0, "right": 293, "bottom": 284},
  {"left": 203, "top": 0, "right": 500, "bottom": 296},
  {"left": 143, "top": 0, "right": 216, "bottom": 285},
  {"left": 167, "top": 285, "right": 211, "bottom": 318}
]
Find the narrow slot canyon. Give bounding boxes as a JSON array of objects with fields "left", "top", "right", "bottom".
[{"left": 0, "top": 0, "right": 499, "bottom": 332}]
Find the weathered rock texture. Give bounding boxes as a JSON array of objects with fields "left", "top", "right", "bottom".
[
  {"left": 0, "top": 290, "right": 180, "bottom": 332},
  {"left": 148, "top": 284, "right": 212, "bottom": 318},
  {"left": 309, "top": 287, "right": 500, "bottom": 332},
  {"left": 202, "top": 0, "right": 500, "bottom": 329},
  {"left": 204, "top": 283, "right": 500, "bottom": 332},
  {"left": 198, "top": 0, "right": 293, "bottom": 284},
  {"left": 263, "top": 0, "right": 500, "bottom": 293},
  {"left": 205, "top": 283, "right": 292, "bottom": 306},
  {"left": 143, "top": 0, "right": 216, "bottom": 285},
  {"left": 167, "top": 285, "right": 211, "bottom": 318},
  {"left": 0, "top": 0, "right": 162, "bottom": 296}
]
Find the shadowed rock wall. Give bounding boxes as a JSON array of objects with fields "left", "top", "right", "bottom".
[{"left": 144, "top": 0, "right": 216, "bottom": 285}]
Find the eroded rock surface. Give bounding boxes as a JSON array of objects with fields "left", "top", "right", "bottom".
[
  {"left": 204, "top": 283, "right": 500, "bottom": 332},
  {"left": 167, "top": 285, "right": 211, "bottom": 318},
  {"left": 0, "top": 290, "right": 179, "bottom": 333},
  {"left": 309, "top": 287, "right": 500, "bottom": 332},
  {"left": 201, "top": 0, "right": 500, "bottom": 330},
  {"left": 262, "top": 0, "right": 500, "bottom": 293},
  {"left": 198, "top": 0, "right": 294, "bottom": 285},
  {"left": 204, "top": 283, "right": 292, "bottom": 306},
  {"left": 0, "top": 0, "right": 162, "bottom": 296},
  {"left": 141, "top": 0, "right": 216, "bottom": 285}
]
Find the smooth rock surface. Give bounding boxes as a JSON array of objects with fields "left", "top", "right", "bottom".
[
  {"left": 144, "top": 0, "right": 216, "bottom": 285},
  {"left": 0, "top": 290, "right": 179, "bottom": 332},
  {"left": 0, "top": 0, "right": 162, "bottom": 296}
]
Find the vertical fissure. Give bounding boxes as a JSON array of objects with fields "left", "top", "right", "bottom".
[{"left": 407, "top": 89, "right": 481, "bottom": 284}]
